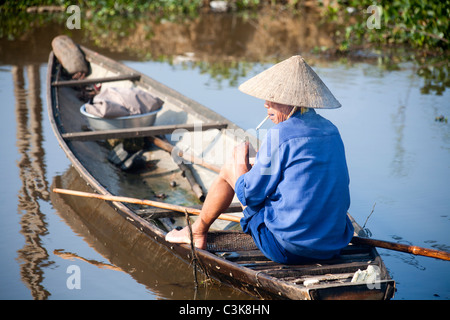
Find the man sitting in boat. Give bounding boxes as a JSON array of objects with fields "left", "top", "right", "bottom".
[{"left": 166, "top": 55, "right": 354, "bottom": 264}]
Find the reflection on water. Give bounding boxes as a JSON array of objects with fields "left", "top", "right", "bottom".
[
  {"left": 80, "top": 9, "right": 336, "bottom": 63},
  {"left": 13, "top": 64, "right": 52, "bottom": 299},
  {"left": 53, "top": 249, "right": 123, "bottom": 272}
]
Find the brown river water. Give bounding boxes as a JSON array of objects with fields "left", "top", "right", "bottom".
[{"left": 0, "top": 9, "right": 449, "bottom": 300}]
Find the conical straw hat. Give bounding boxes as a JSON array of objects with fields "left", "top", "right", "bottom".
[{"left": 239, "top": 55, "right": 341, "bottom": 109}]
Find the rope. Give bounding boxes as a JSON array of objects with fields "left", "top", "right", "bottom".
[
  {"left": 286, "top": 106, "right": 309, "bottom": 120},
  {"left": 184, "top": 210, "right": 209, "bottom": 290}
]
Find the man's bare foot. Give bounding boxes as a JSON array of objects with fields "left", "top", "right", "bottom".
[{"left": 165, "top": 226, "right": 207, "bottom": 249}]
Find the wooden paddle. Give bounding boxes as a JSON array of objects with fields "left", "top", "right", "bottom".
[
  {"left": 52, "top": 188, "right": 241, "bottom": 223},
  {"left": 351, "top": 236, "right": 450, "bottom": 261},
  {"left": 52, "top": 188, "right": 450, "bottom": 261}
]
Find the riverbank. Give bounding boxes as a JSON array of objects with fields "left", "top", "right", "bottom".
[
  {"left": 2, "top": 1, "right": 448, "bottom": 55},
  {"left": 1, "top": 2, "right": 448, "bottom": 97}
]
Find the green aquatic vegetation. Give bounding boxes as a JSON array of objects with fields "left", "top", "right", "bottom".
[
  {"left": 1, "top": 0, "right": 447, "bottom": 95},
  {"left": 324, "top": 0, "right": 449, "bottom": 52}
]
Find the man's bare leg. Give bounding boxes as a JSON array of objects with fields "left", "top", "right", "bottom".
[
  {"left": 165, "top": 142, "right": 251, "bottom": 249},
  {"left": 165, "top": 167, "right": 235, "bottom": 249}
]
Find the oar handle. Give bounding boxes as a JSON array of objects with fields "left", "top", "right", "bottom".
[
  {"left": 351, "top": 236, "right": 450, "bottom": 261},
  {"left": 52, "top": 188, "right": 241, "bottom": 223}
]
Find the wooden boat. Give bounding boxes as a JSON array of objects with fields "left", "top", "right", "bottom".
[
  {"left": 50, "top": 167, "right": 254, "bottom": 299},
  {"left": 46, "top": 44, "right": 395, "bottom": 300}
]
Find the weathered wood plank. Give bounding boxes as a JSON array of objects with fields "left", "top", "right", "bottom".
[
  {"left": 52, "top": 74, "right": 141, "bottom": 87},
  {"left": 263, "top": 261, "right": 374, "bottom": 279},
  {"left": 62, "top": 122, "right": 228, "bottom": 141},
  {"left": 291, "top": 272, "right": 355, "bottom": 284}
]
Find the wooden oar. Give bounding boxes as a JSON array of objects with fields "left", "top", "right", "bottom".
[
  {"left": 52, "top": 188, "right": 450, "bottom": 260},
  {"left": 351, "top": 236, "right": 450, "bottom": 261},
  {"left": 52, "top": 188, "right": 241, "bottom": 223}
]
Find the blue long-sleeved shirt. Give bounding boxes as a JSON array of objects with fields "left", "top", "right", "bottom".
[{"left": 235, "top": 109, "right": 354, "bottom": 259}]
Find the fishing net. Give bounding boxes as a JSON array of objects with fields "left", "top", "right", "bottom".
[{"left": 206, "top": 231, "right": 258, "bottom": 252}]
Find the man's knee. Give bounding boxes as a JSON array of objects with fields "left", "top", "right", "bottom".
[{"left": 219, "top": 162, "right": 235, "bottom": 187}]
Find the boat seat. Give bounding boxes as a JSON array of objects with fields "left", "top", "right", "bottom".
[{"left": 206, "top": 230, "right": 258, "bottom": 252}]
